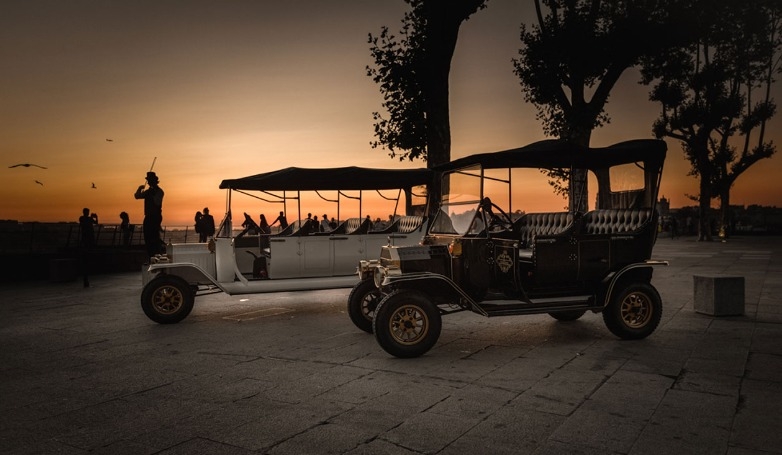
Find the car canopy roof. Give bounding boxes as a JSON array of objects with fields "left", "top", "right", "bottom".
[
  {"left": 439, "top": 139, "right": 667, "bottom": 172},
  {"left": 219, "top": 166, "right": 432, "bottom": 191}
]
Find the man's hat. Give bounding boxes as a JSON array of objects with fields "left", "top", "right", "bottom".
[{"left": 146, "top": 171, "right": 159, "bottom": 184}]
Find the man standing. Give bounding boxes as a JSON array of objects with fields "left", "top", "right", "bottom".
[
  {"left": 199, "top": 207, "right": 215, "bottom": 242},
  {"left": 134, "top": 171, "right": 165, "bottom": 258},
  {"left": 78, "top": 208, "right": 98, "bottom": 287}
]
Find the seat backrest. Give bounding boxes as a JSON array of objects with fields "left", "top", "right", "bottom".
[
  {"left": 582, "top": 209, "right": 652, "bottom": 234},
  {"left": 514, "top": 212, "right": 574, "bottom": 245},
  {"left": 343, "top": 218, "right": 361, "bottom": 234},
  {"left": 396, "top": 215, "right": 424, "bottom": 233}
]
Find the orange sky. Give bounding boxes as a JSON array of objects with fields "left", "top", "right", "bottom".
[{"left": 2, "top": 1, "right": 781, "bottom": 227}]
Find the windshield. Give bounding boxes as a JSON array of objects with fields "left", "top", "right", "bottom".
[{"left": 430, "top": 166, "right": 514, "bottom": 235}]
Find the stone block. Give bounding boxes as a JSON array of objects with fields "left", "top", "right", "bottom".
[{"left": 693, "top": 275, "right": 745, "bottom": 316}]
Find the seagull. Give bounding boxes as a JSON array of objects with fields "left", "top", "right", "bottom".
[
  {"left": 35, "top": 180, "right": 44, "bottom": 186},
  {"left": 9, "top": 163, "right": 47, "bottom": 169},
  {"left": 91, "top": 182, "right": 97, "bottom": 189}
]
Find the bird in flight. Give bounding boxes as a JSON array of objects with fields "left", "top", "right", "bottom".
[
  {"left": 91, "top": 182, "right": 97, "bottom": 189},
  {"left": 35, "top": 180, "right": 44, "bottom": 186},
  {"left": 9, "top": 163, "right": 47, "bottom": 169},
  {"left": 106, "top": 138, "right": 113, "bottom": 142}
]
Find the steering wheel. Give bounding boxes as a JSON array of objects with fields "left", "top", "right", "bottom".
[
  {"left": 488, "top": 203, "right": 513, "bottom": 231},
  {"left": 481, "top": 198, "right": 513, "bottom": 232}
]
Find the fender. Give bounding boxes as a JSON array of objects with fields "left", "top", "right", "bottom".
[
  {"left": 602, "top": 260, "right": 668, "bottom": 307},
  {"left": 380, "top": 272, "right": 487, "bottom": 315},
  {"left": 143, "top": 262, "right": 225, "bottom": 292}
]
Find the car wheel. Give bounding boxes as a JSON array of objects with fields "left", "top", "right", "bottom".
[
  {"left": 347, "top": 278, "right": 381, "bottom": 333},
  {"left": 549, "top": 309, "right": 587, "bottom": 322},
  {"left": 602, "top": 282, "right": 662, "bottom": 340},
  {"left": 373, "top": 290, "right": 442, "bottom": 358},
  {"left": 141, "top": 275, "right": 194, "bottom": 324}
]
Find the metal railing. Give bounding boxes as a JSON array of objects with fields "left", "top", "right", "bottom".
[{"left": 0, "top": 222, "right": 202, "bottom": 254}]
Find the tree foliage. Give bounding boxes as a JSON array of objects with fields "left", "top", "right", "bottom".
[
  {"left": 367, "top": 0, "right": 487, "bottom": 168},
  {"left": 641, "top": 0, "right": 780, "bottom": 240},
  {"left": 513, "top": 0, "right": 690, "bottom": 210}
]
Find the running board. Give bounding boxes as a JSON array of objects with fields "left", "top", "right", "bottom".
[{"left": 478, "top": 295, "right": 598, "bottom": 317}]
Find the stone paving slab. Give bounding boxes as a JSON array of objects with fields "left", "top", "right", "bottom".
[{"left": 1, "top": 236, "right": 781, "bottom": 454}]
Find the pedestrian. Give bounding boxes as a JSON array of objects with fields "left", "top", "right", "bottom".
[
  {"left": 198, "top": 207, "right": 215, "bottom": 242},
  {"left": 79, "top": 208, "right": 98, "bottom": 287},
  {"left": 194, "top": 211, "right": 202, "bottom": 240},
  {"left": 321, "top": 213, "right": 331, "bottom": 232},
  {"left": 119, "top": 211, "right": 132, "bottom": 246},
  {"left": 134, "top": 171, "right": 165, "bottom": 258}
]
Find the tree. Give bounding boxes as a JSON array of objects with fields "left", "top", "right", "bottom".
[
  {"left": 513, "top": 0, "right": 691, "bottom": 211},
  {"left": 641, "top": 0, "right": 780, "bottom": 240},
  {"left": 367, "top": 0, "right": 487, "bottom": 169},
  {"left": 710, "top": 1, "right": 780, "bottom": 237}
]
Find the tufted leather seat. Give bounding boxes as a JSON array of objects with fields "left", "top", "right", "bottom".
[
  {"left": 515, "top": 212, "right": 574, "bottom": 246},
  {"left": 582, "top": 209, "right": 652, "bottom": 234}
]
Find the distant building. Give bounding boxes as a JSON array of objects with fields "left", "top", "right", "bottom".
[{"left": 657, "top": 196, "right": 670, "bottom": 217}]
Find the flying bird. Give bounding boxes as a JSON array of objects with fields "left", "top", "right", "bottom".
[
  {"left": 9, "top": 163, "right": 47, "bottom": 169},
  {"left": 91, "top": 182, "right": 97, "bottom": 189},
  {"left": 35, "top": 180, "right": 44, "bottom": 186},
  {"left": 106, "top": 138, "right": 113, "bottom": 142}
]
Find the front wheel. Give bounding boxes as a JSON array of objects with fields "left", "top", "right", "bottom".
[
  {"left": 602, "top": 282, "right": 662, "bottom": 340},
  {"left": 373, "top": 290, "right": 442, "bottom": 358},
  {"left": 347, "top": 278, "right": 381, "bottom": 333},
  {"left": 141, "top": 275, "right": 195, "bottom": 324}
]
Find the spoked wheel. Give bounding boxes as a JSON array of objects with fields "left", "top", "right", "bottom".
[
  {"left": 602, "top": 282, "right": 662, "bottom": 340},
  {"left": 372, "top": 290, "right": 442, "bottom": 358},
  {"left": 549, "top": 309, "right": 587, "bottom": 322},
  {"left": 141, "top": 275, "right": 195, "bottom": 324},
  {"left": 347, "top": 278, "right": 382, "bottom": 333}
]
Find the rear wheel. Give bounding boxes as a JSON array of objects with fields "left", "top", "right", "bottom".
[
  {"left": 141, "top": 275, "right": 195, "bottom": 324},
  {"left": 602, "top": 282, "right": 662, "bottom": 339},
  {"left": 347, "top": 278, "right": 381, "bottom": 333},
  {"left": 549, "top": 309, "right": 587, "bottom": 322},
  {"left": 373, "top": 290, "right": 441, "bottom": 358}
]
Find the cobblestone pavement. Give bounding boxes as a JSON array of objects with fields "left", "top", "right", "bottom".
[{"left": 1, "top": 236, "right": 780, "bottom": 454}]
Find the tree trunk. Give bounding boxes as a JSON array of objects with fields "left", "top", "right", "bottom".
[
  {"left": 697, "top": 165, "right": 713, "bottom": 241},
  {"left": 719, "top": 187, "right": 730, "bottom": 240},
  {"left": 567, "top": 128, "right": 592, "bottom": 213}
]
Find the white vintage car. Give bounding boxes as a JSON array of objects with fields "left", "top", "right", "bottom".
[{"left": 140, "top": 166, "right": 430, "bottom": 324}]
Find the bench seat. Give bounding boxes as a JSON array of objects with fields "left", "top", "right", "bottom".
[{"left": 515, "top": 212, "right": 574, "bottom": 259}]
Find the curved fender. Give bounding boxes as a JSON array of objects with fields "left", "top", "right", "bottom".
[
  {"left": 143, "top": 262, "right": 225, "bottom": 292},
  {"left": 382, "top": 272, "right": 487, "bottom": 316},
  {"left": 602, "top": 260, "right": 668, "bottom": 307}
]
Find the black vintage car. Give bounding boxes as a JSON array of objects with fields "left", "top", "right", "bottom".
[{"left": 348, "top": 139, "right": 668, "bottom": 358}]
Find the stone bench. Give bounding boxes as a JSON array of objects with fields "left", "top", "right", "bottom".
[{"left": 693, "top": 275, "right": 745, "bottom": 316}]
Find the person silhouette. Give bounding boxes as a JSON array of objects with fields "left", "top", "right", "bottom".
[
  {"left": 198, "top": 207, "right": 215, "bottom": 242},
  {"left": 134, "top": 171, "right": 165, "bottom": 258},
  {"left": 271, "top": 211, "right": 288, "bottom": 231},
  {"left": 79, "top": 208, "right": 98, "bottom": 287},
  {"left": 119, "top": 211, "right": 132, "bottom": 246}
]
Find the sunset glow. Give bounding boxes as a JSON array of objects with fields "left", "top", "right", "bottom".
[{"left": 2, "top": 1, "right": 781, "bottom": 228}]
